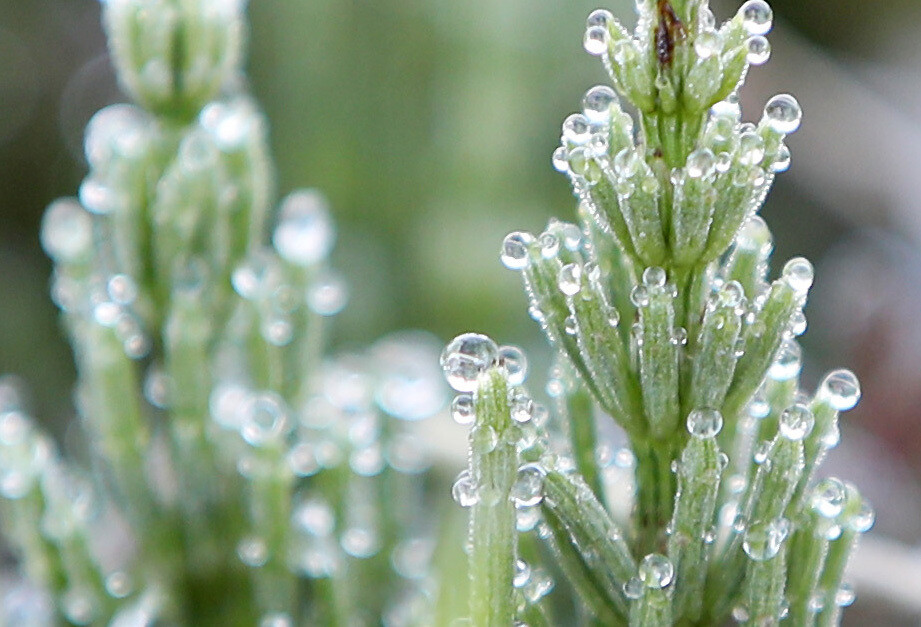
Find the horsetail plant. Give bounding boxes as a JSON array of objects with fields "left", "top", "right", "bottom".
[
  {"left": 443, "top": 0, "right": 873, "bottom": 625},
  {"left": 0, "top": 0, "right": 449, "bottom": 624}
]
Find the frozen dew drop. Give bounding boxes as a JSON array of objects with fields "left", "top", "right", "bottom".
[
  {"left": 237, "top": 536, "right": 269, "bottom": 567},
  {"left": 811, "top": 478, "right": 847, "bottom": 518},
  {"left": 41, "top": 199, "right": 93, "bottom": 263},
  {"left": 740, "top": 0, "right": 773, "bottom": 36},
  {"left": 768, "top": 339, "right": 802, "bottom": 381},
  {"left": 501, "top": 231, "right": 535, "bottom": 271},
  {"left": 686, "top": 147, "right": 716, "bottom": 179},
  {"left": 452, "top": 470, "right": 478, "bottom": 507},
  {"left": 764, "top": 94, "right": 802, "bottom": 134},
  {"left": 511, "top": 463, "right": 545, "bottom": 507},
  {"left": 742, "top": 518, "right": 789, "bottom": 561},
  {"left": 583, "top": 25, "right": 609, "bottom": 56},
  {"left": 779, "top": 403, "right": 814, "bottom": 441},
  {"left": 440, "top": 333, "right": 499, "bottom": 392},
  {"left": 639, "top": 554, "right": 674, "bottom": 589},
  {"left": 552, "top": 146, "right": 570, "bottom": 173},
  {"left": 746, "top": 35, "right": 771, "bottom": 65},
  {"left": 582, "top": 85, "right": 618, "bottom": 124},
  {"left": 451, "top": 394, "right": 475, "bottom": 426},
  {"left": 558, "top": 263, "right": 583, "bottom": 296},
  {"left": 623, "top": 577, "right": 644, "bottom": 600},
  {"left": 782, "top": 257, "right": 814, "bottom": 296},
  {"left": 850, "top": 500, "right": 875, "bottom": 533},
  {"left": 818, "top": 369, "right": 861, "bottom": 411},
  {"left": 273, "top": 189, "right": 335, "bottom": 266},
  {"left": 687, "top": 408, "right": 724, "bottom": 439},
  {"left": 694, "top": 29, "right": 722, "bottom": 59},
  {"left": 562, "top": 113, "right": 592, "bottom": 145}
]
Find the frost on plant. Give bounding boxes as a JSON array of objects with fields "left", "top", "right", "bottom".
[
  {"left": 0, "top": 1, "right": 448, "bottom": 625},
  {"left": 445, "top": 0, "right": 872, "bottom": 625}
]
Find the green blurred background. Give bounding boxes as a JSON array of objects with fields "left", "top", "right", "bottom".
[{"left": 3, "top": 0, "right": 921, "bottom": 620}]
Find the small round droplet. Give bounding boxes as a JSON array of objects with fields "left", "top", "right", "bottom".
[
  {"left": 498, "top": 345, "right": 528, "bottom": 385},
  {"left": 818, "top": 369, "right": 861, "bottom": 411},
  {"left": 782, "top": 257, "right": 813, "bottom": 296},
  {"left": 511, "top": 463, "right": 545, "bottom": 507},
  {"left": 272, "top": 189, "right": 335, "bottom": 266},
  {"left": 694, "top": 29, "right": 721, "bottom": 58},
  {"left": 739, "top": 131, "right": 765, "bottom": 166},
  {"left": 563, "top": 113, "right": 592, "bottom": 145},
  {"left": 559, "top": 263, "right": 583, "bottom": 296},
  {"left": 746, "top": 35, "right": 771, "bottom": 65},
  {"left": 630, "top": 285, "right": 650, "bottom": 308},
  {"left": 623, "top": 577, "right": 644, "bottom": 599},
  {"left": 849, "top": 500, "right": 875, "bottom": 533},
  {"left": 582, "top": 85, "right": 618, "bottom": 124},
  {"left": 835, "top": 583, "right": 856, "bottom": 607},
  {"left": 732, "top": 605, "right": 750, "bottom": 622},
  {"left": 763, "top": 94, "right": 802, "bottom": 134},
  {"left": 779, "top": 404, "right": 814, "bottom": 441},
  {"left": 638, "top": 554, "right": 674, "bottom": 589},
  {"left": 538, "top": 232, "right": 560, "bottom": 258},
  {"left": 501, "top": 232, "right": 535, "bottom": 270},
  {"left": 583, "top": 25, "right": 609, "bottom": 56},
  {"left": 452, "top": 470, "right": 478, "bottom": 507},
  {"left": 739, "top": 0, "right": 773, "bottom": 36},
  {"left": 552, "top": 146, "right": 569, "bottom": 172},
  {"left": 240, "top": 392, "right": 289, "bottom": 446},
  {"left": 440, "top": 333, "right": 499, "bottom": 392},
  {"left": 513, "top": 559, "right": 532, "bottom": 588},
  {"left": 41, "top": 199, "right": 93, "bottom": 263},
  {"left": 687, "top": 408, "right": 723, "bottom": 439},
  {"left": 451, "top": 394, "right": 475, "bottom": 426},
  {"left": 686, "top": 148, "right": 716, "bottom": 179},
  {"left": 586, "top": 8, "right": 613, "bottom": 29},
  {"left": 769, "top": 339, "right": 802, "bottom": 381},
  {"left": 642, "top": 266, "right": 666, "bottom": 289},
  {"left": 811, "top": 478, "right": 847, "bottom": 518},
  {"left": 742, "top": 518, "right": 789, "bottom": 561},
  {"left": 564, "top": 315, "right": 578, "bottom": 335},
  {"left": 471, "top": 424, "right": 499, "bottom": 455},
  {"left": 307, "top": 271, "right": 348, "bottom": 316}
]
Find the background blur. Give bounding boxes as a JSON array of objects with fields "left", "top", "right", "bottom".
[{"left": 2, "top": 0, "right": 920, "bottom": 622}]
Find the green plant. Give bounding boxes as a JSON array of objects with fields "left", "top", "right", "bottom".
[
  {"left": 441, "top": 0, "right": 873, "bottom": 625},
  {"left": 0, "top": 1, "right": 447, "bottom": 625}
]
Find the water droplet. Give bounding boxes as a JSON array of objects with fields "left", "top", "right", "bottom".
[
  {"left": 582, "top": 85, "right": 618, "bottom": 124},
  {"left": 631, "top": 285, "right": 650, "bottom": 307},
  {"left": 563, "top": 113, "right": 592, "bottom": 146},
  {"left": 471, "top": 424, "right": 499, "bottom": 454},
  {"left": 739, "top": 0, "right": 773, "bottom": 36},
  {"left": 78, "top": 177, "right": 125, "bottom": 215},
  {"left": 812, "top": 478, "right": 847, "bottom": 518},
  {"left": 769, "top": 339, "right": 802, "bottom": 381},
  {"left": 694, "top": 29, "right": 722, "bottom": 58},
  {"left": 272, "top": 189, "right": 334, "bottom": 266},
  {"left": 510, "top": 392, "right": 535, "bottom": 424},
  {"left": 452, "top": 470, "right": 478, "bottom": 507},
  {"left": 104, "top": 572, "right": 132, "bottom": 599},
  {"left": 564, "top": 315, "right": 578, "bottom": 335},
  {"left": 41, "top": 199, "right": 93, "bottom": 263},
  {"left": 240, "top": 392, "right": 289, "bottom": 446},
  {"left": 523, "top": 568, "right": 554, "bottom": 603},
  {"left": 62, "top": 588, "right": 97, "bottom": 625},
  {"left": 671, "top": 327, "right": 688, "bottom": 347},
  {"left": 511, "top": 463, "right": 545, "bottom": 507},
  {"left": 237, "top": 536, "right": 269, "bottom": 567},
  {"left": 782, "top": 257, "right": 813, "bottom": 296},
  {"left": 818, "top": 369, "right": 861, "bottom": 411},
  {"left": 440, "top": 333, "right": 499, "bottom": 392},
  {"left": 639, "top": 554, "right": 674, "bottom": 589},
  {"left": 583, "top": 25, "right": 609, "bottom": 56},
  {"left": 779, "top": 403, "right": 814, "bottom": 441},
  {"left": 834, "top": 583, "right": 855, "bottom": 607},
  {"left": 538, "top": 232, "right": 560, "bottom": 258},
  {"left": 559, "top": 263, "right": 583, "bottom": 296},
  {"left": 739, "top": 131, "right": 765, "bottom": 166},
  {"left": 623, "top": 577, "right": 644, "bottom": 599},
  {"left": 728, "top": 474, "right": 747, "bottom": 494},
  {"left": 850, "top": 500, "right": 875, "bottom": 533},
  {"left": 451, "top": 394, "right": 475, "bottom": 426},
  {"left": 788, "top": 308, "right": 806, "bottom": 335},
  {"left": 501, "top": 232, "right": 535, "bottom": 270},
  {"left": 686, "top": 148, "right": 716, "bottom": 179},
  {"left": 763, "top": 94, "right": 802, "bottom": 134},
  {"left": 586, "top": 8, "right": 613, "bottom": 29},
  {"left": 687, "top": 408, "right": 723, "bottom": 439},
  {"left": 552, "top": 146, "right": 569, "bottom": 172},
  {"left": 742, "top": 518, "right": 789, "bottom": 561},
  {"left": 746, "top": 35, "right": 771, "bottom": 65},
  {"left": 260, "top": 613, "right": 293, "bottom": 627},
  {"left": 732, "top": 605, "right": 750, "bottom": 622},
  {"left": 307, "top": 271, "right": 348, "bottom": 316},
  {"left": 341, "top": 526, "right": 379, "bottom": 558},
  {"left": 513, "top": 559, "right": 532, "bottom": 588}
]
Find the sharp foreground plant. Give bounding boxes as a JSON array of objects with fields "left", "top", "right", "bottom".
[
  {"left": 0, "top": 1, "right": 449, "bottom": 625},
  {"left": 442, "top": 0, "right": 873, "bottom": 625}
]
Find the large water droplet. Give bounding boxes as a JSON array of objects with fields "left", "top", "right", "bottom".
[
  {"left": 746, "top": 36, "right": 771, "bottom": 65},
  {"left": 562, "top": 113, "right": 592, "bottom": 145},
  {"left": 501, "top": 232, "right": 535, "bottom": 270},
  {"left": 452, "top": 470, "right": 478, "bottom": 507},
  {"left": 440, "top": 333, "right": 499, "bottom": 392},
  {"left": 498, "top": 345, "right": 528, "bottom": 386},
  {"left": 583, "top": 25, "right": 609, "bottom": 56},
  {"left": 686, "top": 148, "right": 716, "bottom": 179},
  {"left": 742, "top": 517, "right": 789, "bottom": 561},
  {"left": 763, "top": 94, "right": 802, "bottom": 134},
  {"left": 739, "top": 0, "right": 773, "bottom": 36},
  {"left": 582, "top": 85, "right": 618, "bottom": 124},
  {"left": 779, "top": 404, "right": 814, "bottom": 441},
  {"left": 511, "top": 463, "right": 545, "bottom": 507},
  {"left": 811, "top": 478, "right": 847, "bottom": 518},
  {"left": 782, "top": 257, "right": 813, "bottom": 296},
  {"left": 687, "top": 408, "right": 723, "bottom": 439},
  {"left": 769, "top": 339, "right": 802, "bottom": 381},
  {"left": 818, "top": 369, "right": 861, "bottom": 411},
  {"left": 639, "top": 554, "right": 674, "bottom": 589},
  {"left": 559, "top": 263, "right": 583, "bottom": 296}
]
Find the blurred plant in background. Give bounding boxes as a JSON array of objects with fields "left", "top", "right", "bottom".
[
  {"left": 443, "top": 0, "right": 873, "bottom": 624},
  {"left": 0, "top": 1, "right": 452, "bottom": 624}
]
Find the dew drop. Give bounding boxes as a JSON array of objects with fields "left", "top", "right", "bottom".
[
  {"left": 307, "top": 271, "right": 348, "bottom": 316},
  {"left": 240, "top": 392, "right": 289, "bottom": 446},
  {"left": 763, "top": 94, "right": 802, "bottom": 134},
  {"left": 732, "top": 605, "right": 750, "bottom": 622},
  {"left": 623, "top": 577, "right": 644, "bottom": 600},
  {"left": 471, "top": 424, "right": 499, "bottom": 455},
  {"left": 513, "top": 558, "right": 532, "bottom": 588},
  {"left": 768, "top": 339, "right": 802, "bottom": 381},
  {"left": 739, "top": 0, "right": 773, "bottom": 36},
  {"left": 538, "top": 232, "right": 560, "bottom": 258},
  {"left": 564, "top": 315, "right": 578, "bottom": 335},
  {"left": 440, "top": 333, "right": 499, "bottom": 392},
  {"left": 237, "top": 536, "right": 269, "bottom": 567},
  {"left": 687, "top": 408, "right": 723, "bottom": 439},
  {"left": 586, "top": 8, "right": 613, "bottom": 29},
  {"left": 452, "top": 470, "right": 478, "bottom": 507},
  {"left": 742, "top": 518, "right": 789, "bottom": 561},
  {"left": 818, "top": 369, "right": 861, "bottom": 411},
  {"left": 746, "top": 36, "right": 771, "bottom": 65},
  {"left": 781, "top": 257, "right": 813, "bottom": 296},
  {"left": 738, "top": 131, "right": 765, "bottom": 166},
  {"left": 811, "top": 478, "right": 847, "bottom": 518},
  {"left": 779, "top": 403, "right": 814, "bottom": 441},
  {"left": 835, "top": 583, "right": 856, "bottom": 607},
  {"left": 552, "top": 146, "right": 569, "bottom": 172},
  {"left": 582, "top": 85, "right": 618, "bottom": 124},
  {"left": 451, "top": 394, "right": 475, "bottom": 426},
  {"left": 850, "top": 500, "right": 875, "bottom": 533},
  {"left": 686, "top": 148, "right": 716, "bottom": 179},
  {"left": 501, "top": 232, "right": 535, "bottom": 270},
  {"left": 583, "top": 26, "right": 609, "bottom": 56},
  {"left": 694, "top": 30, "right": 722, "bottom": 59},
  {"left": 511, "top": 463, "right": 545, "bottom": 507},
  {"left": 272, "top": 189, "right": 334, "bottom": 266},
  {"left": 639, "top": 554, "right": 674, "bottom": 589},
  {"left": 559, "top": 263, "right": 583, "bottom": 296},
  {"left": 41, "top": 199, "right": 93, "bottom": 263},
  {"left": 630, "top": 285, "right": 650, "bottom": 308}
]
